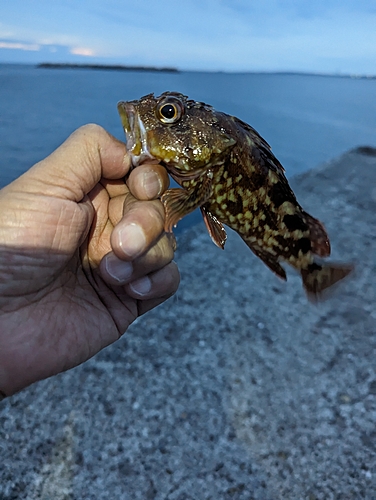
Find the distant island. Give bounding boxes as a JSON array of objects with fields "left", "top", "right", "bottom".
[
  {"left": 37, "top": 63, "right": 179, "bottom": 73},
  {"left": 34, "top": 64, "right": 375, "bottom": 79}
]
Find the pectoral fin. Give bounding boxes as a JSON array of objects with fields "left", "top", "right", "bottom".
[
  {"left": 161, "top": 171, "right": 214, "bottom": 232},
  {"left": 161, "top": 188, "right": 192, "bottom": 231},
  {"left": 201, "top": 206, "right": 227, "bottom": 249}
]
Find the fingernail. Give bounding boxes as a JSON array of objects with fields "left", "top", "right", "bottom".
[
  {"left": 118, "top": 223, "right": 146, "bottom": 258},
  {"left": 129, "top": 276, "right": 152, "bottom": 296},
  {"left": 105, "top": 254, "right": 133, "bottom": 282},
  {"left": 143, "top": 170, "right": 162, "bottom": 199}
]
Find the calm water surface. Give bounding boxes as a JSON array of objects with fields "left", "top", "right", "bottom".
[{"left": 1, "top": 64, "right": 375, "bottom": 190}]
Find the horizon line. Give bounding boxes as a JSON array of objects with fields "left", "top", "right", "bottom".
[{"left": 0, "top": 61, "right": 375, "bottom": 79}]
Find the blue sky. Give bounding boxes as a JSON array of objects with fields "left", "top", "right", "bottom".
[{"left": 1, "top": 0, "right": 375, "bottom": 74}]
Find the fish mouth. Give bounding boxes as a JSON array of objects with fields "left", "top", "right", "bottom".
[{"left": 117, "top": 101, "right": 155, "bottom": 167}]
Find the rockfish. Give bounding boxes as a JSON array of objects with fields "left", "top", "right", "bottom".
[{"left": 118, "top": 92, "right": 352, "bottom": 297}]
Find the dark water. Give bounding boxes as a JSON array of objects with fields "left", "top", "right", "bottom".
[{"left": 1, "top": 63, "right": 376, "bottom": 188}]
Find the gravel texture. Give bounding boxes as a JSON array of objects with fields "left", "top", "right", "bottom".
[{"left": 1, "top": 147, "right": 376, "bottom": 500}]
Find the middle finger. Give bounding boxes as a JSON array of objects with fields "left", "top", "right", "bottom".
[{"left": 111, "top": 194, "right": 166, "bottom": 261}]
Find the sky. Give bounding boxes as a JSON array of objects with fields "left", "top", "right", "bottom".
[{"left": 1, "top": 0, "right": 376, "bottom": 74}]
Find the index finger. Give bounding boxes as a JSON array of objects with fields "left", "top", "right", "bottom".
[
  {"left": 101, "top": 163, "right": 170, "bottom": 201},
  {"left": 8, "top": 124, "right": 131, "bottom": 203},
  {"left": 126, "top": 163, "right": 170, "bottom": 201}
]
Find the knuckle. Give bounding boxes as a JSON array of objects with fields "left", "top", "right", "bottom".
[
  {"left": 144, "top": 236, "right": 174, "bottom": 267},
  {"left": 167, "top": 263, "right": 180, "bottom": 292},
  {"left": 72, "top": 123, "right": 106, "bottom": 142},
  {"left": 124, "top": 199, "right": 165, "bottom": 230}
]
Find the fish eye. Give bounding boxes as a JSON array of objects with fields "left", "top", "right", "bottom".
[
  {"left": 156, "top": 98, "right": 184, "bottom": 124},
  {"left": 161, "top": 104, "right": 176, "bottom": 119}
]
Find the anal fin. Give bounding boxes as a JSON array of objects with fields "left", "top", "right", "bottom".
[{"left": 247, "top": 243, "right": 287, "bottom": 281}]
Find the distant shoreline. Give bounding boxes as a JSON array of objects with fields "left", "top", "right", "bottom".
[
  {"left": 37, "top": 63, "right": 179, "bottom": 73},
  {"left": 35, "top": 64, "right": 375, "bottom": 79},
  {"left": 252, "top": 71, "right": 376, "bottom": 80},
  {"left": 0, "top": 62, "right": 374, "bottom": 79}
]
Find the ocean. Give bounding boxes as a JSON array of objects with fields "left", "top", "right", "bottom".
[{"left": 1, "top": 63, "right": 375, "bottom": 191}]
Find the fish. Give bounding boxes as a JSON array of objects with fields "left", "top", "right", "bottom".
[{"left": 118, "top": 92, "right": 352, "bottom": 298}]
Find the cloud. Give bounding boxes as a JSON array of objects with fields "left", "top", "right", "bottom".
[
  {"left": 0, "top": 40, "right": 97, "bottom": 64},
  {"left": 0, "top": 41, "right": 40, "bottom": 51},
  {"left": 70, "top": 47, "right": 95, "bottom": 57}
]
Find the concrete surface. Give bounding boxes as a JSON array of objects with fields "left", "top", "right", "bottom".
[{"left": 1, "top": 147, "right": 376, "bottom": 500}]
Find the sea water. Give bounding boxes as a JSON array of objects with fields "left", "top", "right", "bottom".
[{"left": 1, "top": 63, "right": 375, "bottom": 189}]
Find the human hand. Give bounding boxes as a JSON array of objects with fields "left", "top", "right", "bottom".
[{"left": 0, "top": 124, "right": 179, "bottom": 397}]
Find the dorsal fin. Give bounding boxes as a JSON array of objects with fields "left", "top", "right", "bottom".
[{"left": 303, "top": 211, "right": 331, "bottom": 257}]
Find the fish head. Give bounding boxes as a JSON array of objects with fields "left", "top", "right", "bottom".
[{"left": 117, "top": 92, "right": 236, "bottom": 174}]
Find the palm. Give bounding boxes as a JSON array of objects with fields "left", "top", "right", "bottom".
[{"left": 0, "top": 182, "right": 139, "bottom": 383}]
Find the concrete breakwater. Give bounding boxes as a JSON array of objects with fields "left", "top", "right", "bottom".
[{"left": 1, "top": 147, "right": 375, "bottom": 499}]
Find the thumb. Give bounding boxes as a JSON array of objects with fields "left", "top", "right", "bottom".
[{"left": 5, "top": 124, "right": 131, "bottom": 202}]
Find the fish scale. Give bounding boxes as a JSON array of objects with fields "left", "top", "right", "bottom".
[{"left": 118, "top": 92, "right": 353, "bottom": 298}]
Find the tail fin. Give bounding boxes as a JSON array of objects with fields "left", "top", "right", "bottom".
[{"left": 301, "top": 262, "right": 353, "bottom": 299}]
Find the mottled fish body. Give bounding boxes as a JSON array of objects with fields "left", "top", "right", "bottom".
[{"left": 118, "top": 92, "right": 352, "bottom": 297}]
